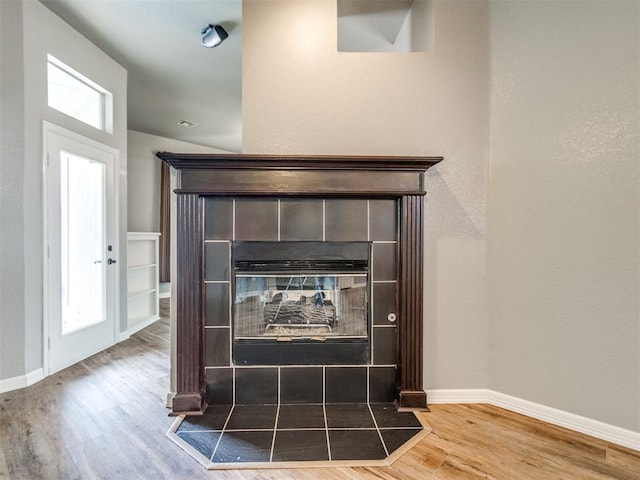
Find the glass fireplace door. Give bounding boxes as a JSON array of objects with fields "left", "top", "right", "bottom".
[
  {"left": 232, "top": 241, "right": 371, "bottom": 365},
  {"left": 235, "top": 273, "right": 368, "bottom": 339}
]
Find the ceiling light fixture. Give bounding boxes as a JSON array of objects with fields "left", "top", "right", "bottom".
[{"left": 201, "top": 24, "right": 228, "bottom": 48}]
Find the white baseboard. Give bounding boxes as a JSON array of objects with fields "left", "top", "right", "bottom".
[
  {"left": 0, "top": 368, "right": 45, "bottom": 394},
  {"left": 118, "top": 315, "right": 160, "bottom": 342},
  {"left": 427, "top": 389, "right": 640, "bottom": 452},
  {"left": 427, "top": 388, "right": 492, "bottom": 404}
]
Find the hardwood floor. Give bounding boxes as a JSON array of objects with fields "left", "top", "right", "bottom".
[{"left": 1, "top": 300, "right": 638, "bottom": 479}]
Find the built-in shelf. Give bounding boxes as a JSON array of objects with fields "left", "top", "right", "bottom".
[
  {"left": 128, "top": 288, "right": 158, "bottom": 300},
  {"left": 128, "top": 263, "right": 158, "bottom": 271},
  {"left": 126, "top": 232, "right": 160, "bottom": 339}
]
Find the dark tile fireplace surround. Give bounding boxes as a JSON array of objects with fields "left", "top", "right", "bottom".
[{"left": 157, "top": 153, "right": 442, "bottom": 415}]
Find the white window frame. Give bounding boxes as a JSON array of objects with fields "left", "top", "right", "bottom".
[{"left": 47, "top": 54, "right": 114, "bottom": 134}]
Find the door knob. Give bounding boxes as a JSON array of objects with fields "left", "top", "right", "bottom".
[{"left": 107, "top": 258, "right": 117, "bottom": 265}]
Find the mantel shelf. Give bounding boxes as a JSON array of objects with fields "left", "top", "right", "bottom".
[
  {"left": 156, "top": 152, "right": 443, "bottom": 171},
  {"left": 156, "top": 152, "right": 442, "bottom": 197}
]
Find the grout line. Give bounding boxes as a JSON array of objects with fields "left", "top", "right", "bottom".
[
  {"left": 367, "top": 199, "right": 371, "bottom": 241},
  {"left": 277, "top": 199, "right": 281, "bottom": 241},
  {"left": 322, "top": 200, "right": 326, "bottom": 241},
  {"left": 274, "top": 427, "right": 330, "bottom": 432},
  {"left": 277, "top": 367, "right": 281, "bottom": 405},
  {"left": 210, "top": 405, "right": 234, "bottom": 462},
  {"left": 368, "top": 403, "right": 390, "bottom": 458},
  {"left": 232, "top": 367, "right": 236, "bottom": 405},
  {"left": 366, "top": 366, "right": 370, "bottom": 404},
  {"left": 228, "top": 259, "right": 233, "bottom": 365},
  {"left": 326, "top": 427, "right": 380, "bottom": 431},
  {"left": 322, "top": 366, "right": 326, "bottom": 404},
  {"left": 269, "top": 403, "right": 280, "bottom": 462},
  {"left": 232, "top": 199, "right": 236, "bottom": 241},
  {"left": 323, "top": 401, "right": 332, "bottom": 461}
]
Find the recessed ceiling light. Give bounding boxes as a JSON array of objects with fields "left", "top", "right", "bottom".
[{"left": 177, "top": 119, "right": 197, "bottom": 128}]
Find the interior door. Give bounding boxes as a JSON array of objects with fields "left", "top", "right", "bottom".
[{"left": 44, "top": 123, "right": 119, "bottom": 374}]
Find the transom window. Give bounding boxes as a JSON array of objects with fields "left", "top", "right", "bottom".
[{"left": 47, "top": 55, "right": 113, "bottom": 133}]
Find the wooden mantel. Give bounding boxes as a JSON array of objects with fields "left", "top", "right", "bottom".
[{"left": 157, "top": 152, "right": 442, "bottom": 414}]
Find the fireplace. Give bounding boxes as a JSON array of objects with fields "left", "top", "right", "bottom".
[
  {"left": 157, "top": 153, "right": 442, "bottom": 415},
  {"left": 233, "top": 241, "right": 371, "bottom": 365}
]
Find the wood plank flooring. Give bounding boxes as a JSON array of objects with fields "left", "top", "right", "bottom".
[{"left": 1, "top": 300, "right": 638, "bottom": 479}]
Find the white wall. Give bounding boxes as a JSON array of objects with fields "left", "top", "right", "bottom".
[
  {"left": 0, "top": 0, "right": 127, "bottom": 380},
  {"left": 127, "top": 130, "right": 230, "bottom": 233},
  {"left": 489, "top": 1, "right": 640, "bottom": 432},
  {"left": 243, "top": 0, "right": 491, "bottom": 390}
]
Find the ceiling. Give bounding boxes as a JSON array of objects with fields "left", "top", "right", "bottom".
[
  {"left": 40, "top": 0, "right": 418, "bottom": 153},
  {"left": 40, "top": 0, "right": 244, "bottom": 152}
]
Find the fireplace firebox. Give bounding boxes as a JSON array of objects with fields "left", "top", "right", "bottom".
[{"left": 233, "top": 241, "right": 371, "bottom": 365}]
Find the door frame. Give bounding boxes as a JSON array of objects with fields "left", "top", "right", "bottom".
[{"left": 42, "top": 121, "right": 120, "bottom": 375}]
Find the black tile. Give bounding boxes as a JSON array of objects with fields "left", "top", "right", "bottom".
[
  {"left": 325, "top": 367, "right": 367, "bottom": 403},
  {"left": 205, "top": 283, "right": 230, "bottom": 327},
  {"left": 212, "top": 430, "right": 273, "bottom": 463},
  {"left": 328, "top": 430, "right": 387, "bottom": 460},
  {"left": 177, "top": 431, "right": 221, "bottom": 460},
  {"left": 226, "top": 405, "right": 278, "bottom": 430},
  {"left": 369, "top": 200, "right": 397, "bottom": 241},
  {"left": 205, "top": 328, "right": 230, "bottom": 367},
  {"left": 370, "top": 403, "right": 422, "bottom": 428},
  {"left": 372, "top": 326, "right": 397, "bottom": 366},
  {"left": 272, "top": 430, "right": 329, "bottom": 462},
  {"left": 234, "top": 368, "right": 278, "bottom": 405},
  {"left": 380, "top": 428, "right": 423, "bottom": 455},
  {"left": 178, "top": 404, "right": 232, "bottom": 432},
  {"left": 373, "top": 282, "right": 397, "bottom": 325},
  {"left": 372, "top": 243, "right": 397, "bottom": 281},
  {"left": 235, "top": 199, "right": 278, "bottom": 241},
  {"left": 325, "top": 199, "right": 368, "bottom": 241},
  {"left": 369, "top": 367, "right": 397, "bottom": 403},
  {"left": 205, "top": 368, "right": 233, "bottom": 405},
  {"left": 277, "top": 404, "right": 326, "bottom": 430},
  {"left": 205, "top": 198, "right": 233, "bottom": 240},
  {"left": 280, "top": 199, "right": 323, "bottom": 241},
  {"left": 325, "top": 403, "right": 375, "bottom": 429},
  {"left": 205, "top": 242, "right": 230, "bottom": 281},
  {"left": 280, "top": 367, "right": 323, "bottom": 404}
]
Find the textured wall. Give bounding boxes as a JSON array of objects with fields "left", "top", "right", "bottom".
[
  {"left": 0, "top": 0, "right": 26, "bottom": 380},
  {"left": 243, "top": 0, "right": 491, "bottom": 391},
  {"left": 20, "top": 0, "right": 127, "bottom": 373},
  {"left": 489, "top": 1, "right": 640, "bottom": 431},
  {"left": 127, "top": 130, "right": 229, "bottom": 233}
]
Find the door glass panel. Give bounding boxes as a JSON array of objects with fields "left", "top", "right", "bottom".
[{"left": 60, "top": 151, "right": 106, "bottom": 335}]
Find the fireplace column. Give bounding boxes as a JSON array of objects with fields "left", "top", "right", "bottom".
[
  {"left": 172, "top": 193, "right": 207, "bottom": 414},
  {"left": 398, "top": 194, "right": 427, "bottom": 410}
]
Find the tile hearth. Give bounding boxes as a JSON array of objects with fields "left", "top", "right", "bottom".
[{"left": 167, "top": 402, "right": 429, "bottom": 469}]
